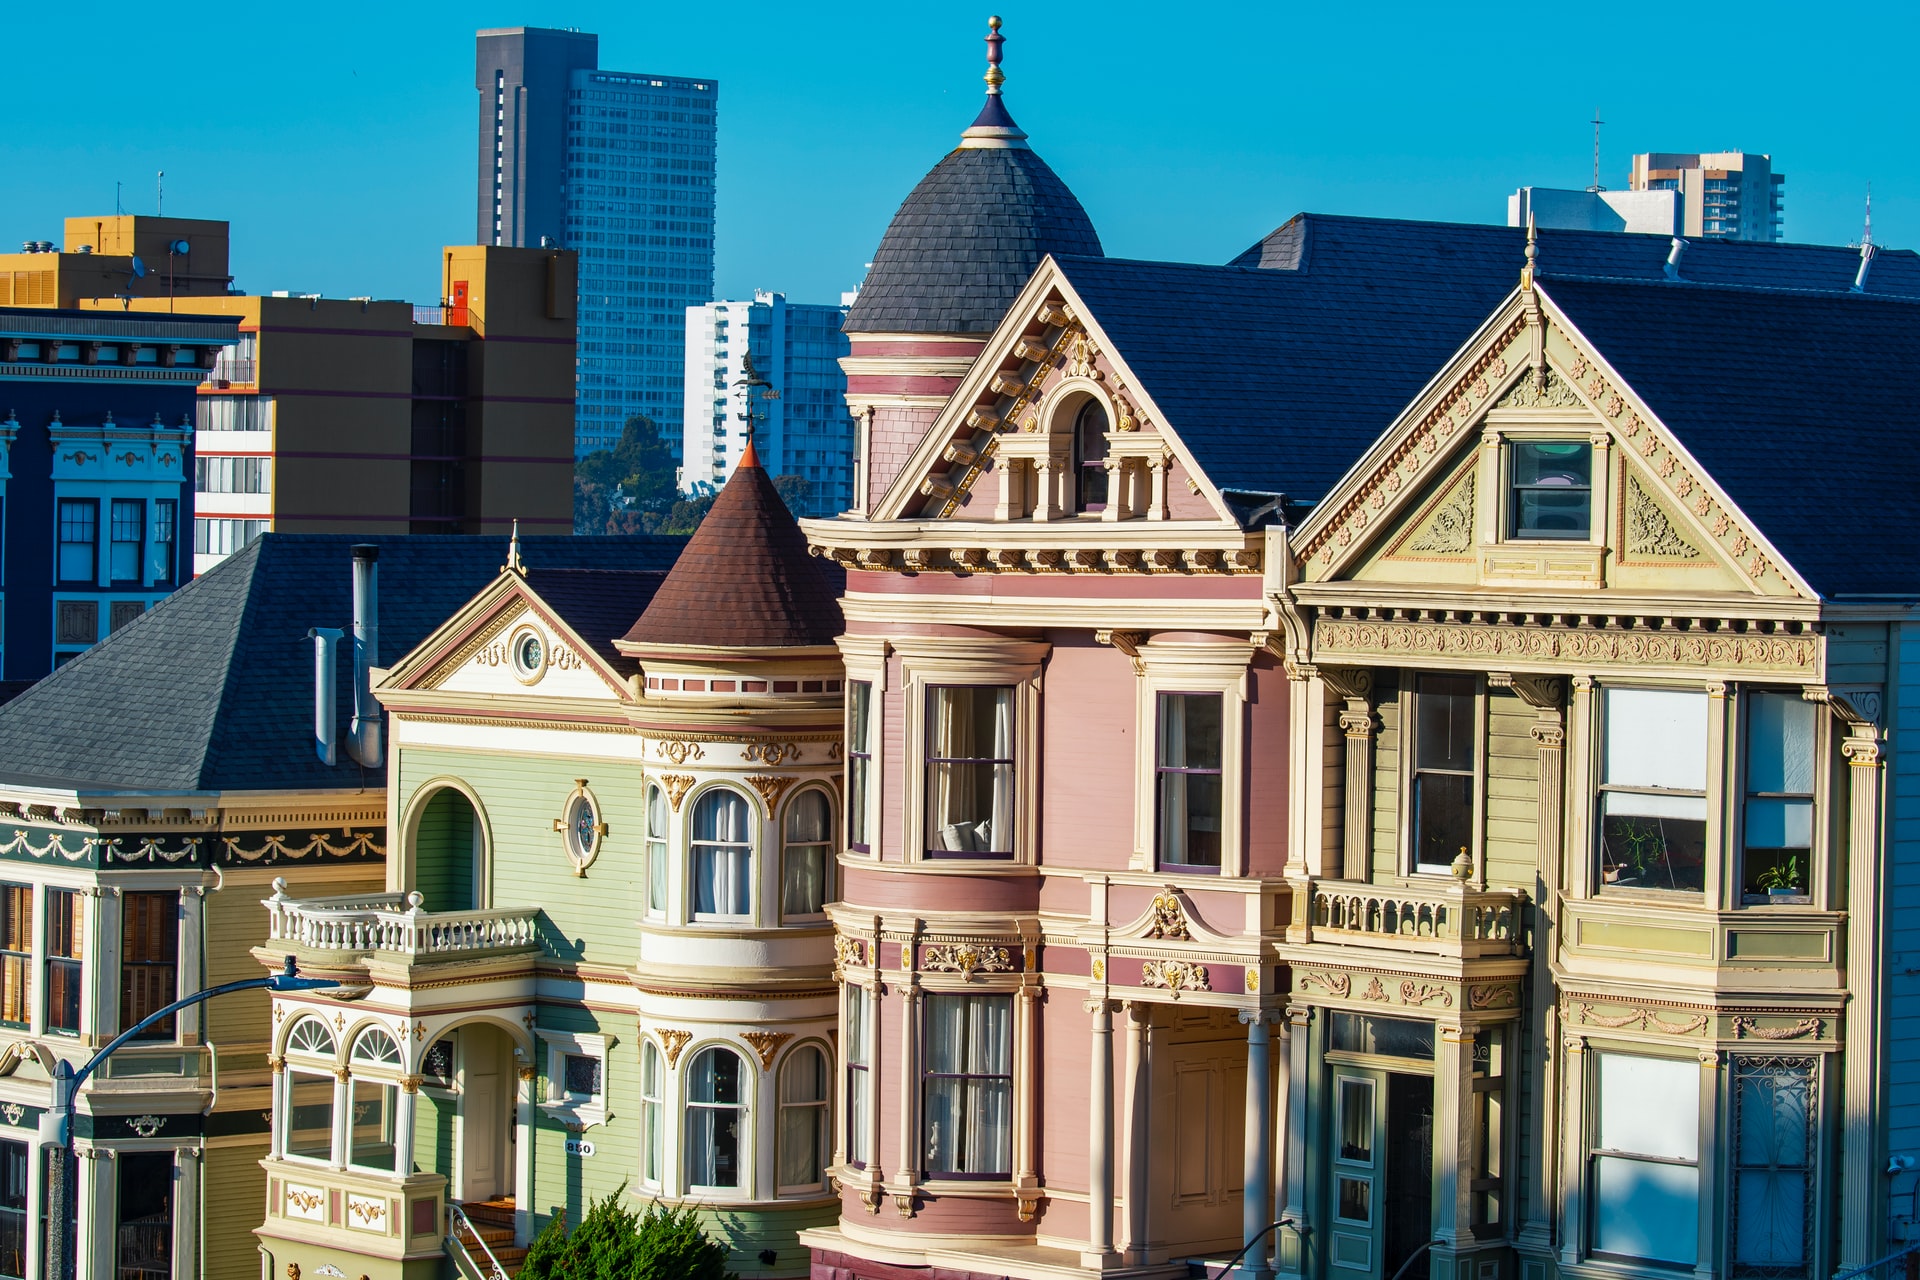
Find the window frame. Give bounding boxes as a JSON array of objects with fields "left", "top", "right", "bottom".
[
  {"left": 1727, "top": 1054, "right": 1821, "bottom": 1279},
  {"left": 55, "top": 498, "right": 99, "bottom": 586},
  {"left": 43, "top": 889, "right": 82, "bottom": 1036},
  {"left": 1401, "top": 672, "right": 1485, "bottom": 878},
  {"left": 1737, "top": 689, "right": 1823, "bottom": 907},
  {"left": 688, "top": 785, "right": 757, "bottom": 924},
  {"left": 344, "top": 1029, "right": 404, "bottom": 1175},
  {"left": 640, "top": 1040, "right": 665, "bottom": 1189},
  {"left": 107, "top": 498, "right": 145, "bottom": 587},
  {"left": 776, "top": 1042, "right": 831, "bottom": 1196},
  {"left": 896, "top": 639, "right": 1046, "bottom": 868},
  {"left": 540, "top": 1029, "right": 612, "bottom": 1130},
  {"left": 846, "top": 678, "right": 875, "bottom": 855},
  {"left": 1133, "top": 641, "right": 1252, "bottom": 877},
  {"left": 151, "top": 498, "right": 177, "bottom": 587},
  {"left": 1591, "top": 683, "right": 1714, "bottom": 900},
  {"left": 1505, "top": 437, "right": 1596, "bottom": 542},
  {"left": 779, "top": 786, "right": 834, "bottom": 921},
  {"left": 683, "top": 1044, "right": 750, "bottom": 1196},
  {"left": 0, "top": 886, "right": 29, "bottom": 1030},
  {"left": 281, "top": 1015, "right": 341, "bottom": 1167},
  {"left": 922, "top": 683, "right": 1018, "bottom": 860},
  {"left": 1072, "top": 397, "right": 1111, "bottom": 514},
  {"left": 919, "top": 990, "right": 1015, "bottom": 1181},
  {"left": 844, "top": 984, "right": 873, "bottom": 1170},
  {"left": 1585, "top": 1049, "right": 1705, "bottom": 1269},
  {"left": 1154, "top": 690, "right": 1227, "bottom": 873},
  {"left": 119, "top": 890, "right": 179, "bottom": 1042},
  {"left": 644, "top": 781, "right": 669, "bottom": 917}
]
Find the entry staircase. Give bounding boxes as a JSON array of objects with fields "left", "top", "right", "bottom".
[{"left": 449, "top": 1197, "right": 526, "bottom": 1279}]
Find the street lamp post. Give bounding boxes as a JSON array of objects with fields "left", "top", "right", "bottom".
[{"left": 42, "top": 955, "right": 338, "bottom": 1280}]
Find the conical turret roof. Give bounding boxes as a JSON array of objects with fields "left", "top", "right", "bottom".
[{"left": 619, "top": 442, "right": 843, "bottom": 651}]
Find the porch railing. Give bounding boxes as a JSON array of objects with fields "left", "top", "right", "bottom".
[
  {"left": 1305, "top": 880, "right": 1525, "bottom": 958},
  {"left": 263, "top": 879, "right": 538, "bottom": 960},
  {"left": 447, "top": 1202, "right": 511, "bottom": 1280}
]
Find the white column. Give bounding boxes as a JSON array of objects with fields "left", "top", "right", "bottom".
[
  {"left": 1557, "top": 1036, "right": 1587, "bottom": 1268},
  {"left": 173, "top": 1147, "right": 200, "bottom": 1280},
  {"left": 1083, "top": 999, "right": 1117, "bottom": 1265},
  {"left": 515, "top": 1064, "right": 535, "bottom": 1246},
  {"left": 23, "top": 1125, "right": 43, "bottom": 1280},
  {"left": 1240, "top": 1010, "right": 1273, "bottom": 1280},
  {"left": 1840, "top": 726, "right": 1887, "bottom": 1268},
  {"left": 27, "top": 884, "right": 45, "bottom": 1038},
  {"left": 1147, "top": 454, "right": 1169, "bottom": 521},
  {"left": 1123, "top": 1002, "right": 1152, "bottom": 1264},
  {"left": 330, "top": 1068, "right": 350, "bottom": 1170},
  {"left": 1433, "top": 1026, "right": 1476, "bottom": 1250},
  {"left": 1014, "top": 985, "right": 1040, "bottom": 1221},
  {"left": 177, "top": 887, "right": 205, "bottom": 1045},
  {"left": 80, "top": 1148, "right": 114, "bottom": 1279},
  {"left": 1276, "top": 1006, "right": 1311, "bottom": 1278},
  {"left": 82, "top": 888, "right": 115, "bottom": 1044},
  {"left": 396, "top": 1074, "right": 421, "bottom": 1174},
  {"left": 892, "top": 976, "right": 922, "bottom": 1213}
]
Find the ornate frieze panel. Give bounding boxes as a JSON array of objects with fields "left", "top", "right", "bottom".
[
  {"left": 1622, "top": 473, "right": 1702, "bottom": 561},
  {"left": 1400, "top": 470, "right": 1477, "bottom": 557},
  {"left": 1312, "top": 612, "right": 1818, "bottom": 678},
  {"left": 0, "top": 823, "right": 385, "bottom": 869}
]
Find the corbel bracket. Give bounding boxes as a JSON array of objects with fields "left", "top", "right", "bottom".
[
  {"left": 1489, "top": 671, "right": 1565, "bottom": 712},
  {"left": 1096, "top": 629, "right": 1146, "bottom": 677},
  {"left": 1803, "top": 684, "right": 1882, "bottom": 729}
]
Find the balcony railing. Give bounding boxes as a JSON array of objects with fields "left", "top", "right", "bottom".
[
  {"left": 1303, "top": 879, "right": 1525, "bottom": 958},
  {"left": 263, "top": 879, "right": 538, "bottom": 960}
]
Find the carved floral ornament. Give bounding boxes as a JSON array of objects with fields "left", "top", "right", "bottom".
[
  {"left": 1139, "top": 959, "right": 1211, "bottom": 996},
  {"left": 741, "top": 1030, "right": 795, "bottom": 1069},
  {"left": 1144, "top": 889, "right": 1191, "bottom": 940},
  {"left": 1573, "top": 1001, "right": 1710, "bottom": 1036},
  {"left": 1312, "top": 615, "right": 1818, "bottom": 679},
  {"left": 921, "top": 942, "right": 1018, "bottom": 980},
  {"left": 834, "top": 934, "right": 870, "bottom": 969}
]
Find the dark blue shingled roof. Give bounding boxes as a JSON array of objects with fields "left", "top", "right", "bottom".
[
  {"left": 1057, "top": 214, "right": 1920, "bottom": 509},
  {"left": 845, "top": 145, "right": 1103, "bottom": 335},
  {"left": 1541, "top": 277, "right": 1920, "bottom": 599},
  {"left": 0, "top": 533, "right": 685, "bottom": 794}
]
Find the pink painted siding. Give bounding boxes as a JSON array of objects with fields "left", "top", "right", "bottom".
[
  {"left": 1165, "top": 459, "right": 1223, "bottom": 520},
  {"left": 866, "top": 405, "right": 939, "bottom": 511},
  {"left": 1109, "top": 882, "right": 1239, "bottom": 937},
  {"left": 1039, "top": 991, "right": 1095, "bottom": 1196},
  {"left": 1246, "top": 652, "right": 1292, "bottom": 876},
  {"left": 840, "top": 865, "right": 1041, "bottom": 913},
  {"left": 1039, "top": 633, "right": 1137, "bottom": 871}
]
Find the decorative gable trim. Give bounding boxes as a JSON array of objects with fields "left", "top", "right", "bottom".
[
  {"left": 1387, "top": 462, "right": 1477, "bottom": 560},
  {"left": 376, "top": 573, "right": 633, "bottom": 702}
]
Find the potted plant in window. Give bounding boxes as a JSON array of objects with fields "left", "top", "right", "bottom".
[{"left": 1754, "top": 854, "right": 1806, "bottom": 902}]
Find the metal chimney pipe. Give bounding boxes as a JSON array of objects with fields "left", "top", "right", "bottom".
[
  {"left": 1664, "top": 237, "right": 1687, "bottom": 281},
  {"left": 348, "top": 545, "right": 383, "bottom": 769},
  {"left": 307, "top": 627, "right": 343, "bottom": 766},
  {"left": 1853, "top": 243, "right": 1875, "bottom": 294}
]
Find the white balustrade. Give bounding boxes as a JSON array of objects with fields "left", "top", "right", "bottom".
[
  {"left": 263, "top": 877, "right": 537, "bottom": 960},
  {"left": 1306, "top": 881, "right": 1523, "bottom": 958}
]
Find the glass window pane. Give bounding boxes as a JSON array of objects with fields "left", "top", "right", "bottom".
[
  {"left": 1604, "top": 689, "right": 1709, "bottom": 792},
  {"left": 1337, "top": 1078, "right": 1374, "bottom": 1163},
  {"left": 926, "top": 687, "right": 1015, "bottom": 857},
  {"left": 1593, "top": 1155, "right": 1698, "bottom": 1265},
  {"left": 1747, "top": 692, "right": 1817, "bottom": 795},
  {"left": 1735, "top": 1170, "right": 1807, "bottom": 1266},
  {"left": 1416, "top": 676, "right": 1476, "bottom": 771},
  {"left": 1158, "top": 693, "right": 1222, "bottom": 770},
  {"left": 286, "top": 1071, "right": 335, "bottom": 1161},
  {"left": 349, "top": 1078, "right": 397, "bottom": 1171},
  {"left": 1598, "top": 1054, "right": 1698, "bottom": 1160},
  {"left": 1599, "top": 793, "right": 1707, "bottom": 891},
  {"left": 646, "top": 785, "right": 667, "bottom": 838},
  {"left": 1745, "top": 798, "right": 1813, "bottom": 851},
  {"left": 1413, "top": 773, "right": 1474, "bottom": 871},
  {"left": 693, "top": 790, "right": 749, "bottom": 842},
  {"left": 1336, "top": 1175, "right": 1373, "bottom": 1224},
  {"left": 1513, "top": 440, "right": 1591, "bottom": 487},
  {"left": 786, "top": 790, "right": 830, "bottom": 842}
]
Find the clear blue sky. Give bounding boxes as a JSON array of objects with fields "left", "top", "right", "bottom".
[{"left": 4, "top": 1, "right": 1912, "bottom": 307}]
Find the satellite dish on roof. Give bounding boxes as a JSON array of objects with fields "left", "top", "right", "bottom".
[
  {"left": 129, "top": 256, "right": 147, "bottom": 279},
  {"left": 169, "top": 239, "right": 190, "bottom": 255}
]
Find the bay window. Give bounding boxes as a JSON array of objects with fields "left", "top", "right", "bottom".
[
  {"left": 1156, "top": 692, "right": 1224, "bottom": 869},
  {"left": 691, "top": 789, "right": 752, "bottom": 918},
  {"left": 1731, "top": 1056, "right": 1816, "bottom": 1278},
  {"left": 686, "top": 1046, "right": 747, "bottom": 1190},
  {"left": 1598, "top": 688, "right": 1708, "bottom": 894},
  {"left": 846, "top": 987, "right": 872, "bottom": 1168},
  {"left": 120, "top": 891, "right": 178, "bottom": 1040},
  {"left": 922, "top": 993, "right": 1013, "bottom": 1177},
  {"left": 284, "top": 1016, "right": 338, "bottom": 1164},
  {"left": 45, "top": 890, "right": 81, "bottom": 1035},
  {"left": 778, "top": 1045, "right": 829, "bottom": 1193},
  {"left": 847, "top": 681, "right": 873, "bottom": 853},
  {"left": 1742, "top": 692, "right": 1816, "bottom": 902},
  {"left": 645, "top": 783, "right": 667, "bottom": 916},
  {"left": 1590, "top": 1053, "right": 1698, "bottom": 1266},
  {"left": 1411, "top": 674, "right": 1476, "bottom": 874},
  {"left": 348, "top": 1027, "right": 402, "bottom": 1172},
  {"left": 925, "top": 686, "right": 1014, "bottom": 858},
  {"left": 781, "top": 789, "right": 831, "bottom": 918}
]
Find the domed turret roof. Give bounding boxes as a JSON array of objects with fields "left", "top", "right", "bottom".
[
  {"left": 619, "top": 441, "right": 843, "bottom": 653},
  {"left": 844, "top": 18, "right": 1102, "bottom": 336}
]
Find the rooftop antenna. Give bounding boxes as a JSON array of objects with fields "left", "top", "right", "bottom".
[
  {"left": 1863, "top": 182, "right": 1874, "bottom": 250},
  {"left": 115, "top": 181, "right": 124, "bottom": 216},
  {"left": 156, "top": 170, "right": 164, "bottom": 217},
  {"left": 1853, "top": 184, "right": 1877, "bottom": 293},
  {"left": 1587, "top": 109, "right": 1605, "bottom": 192}
]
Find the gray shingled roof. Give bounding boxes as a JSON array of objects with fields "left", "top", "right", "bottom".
[
  {"left": 0, "top": 533, "right": 684, "bottom": 794},
  {"left": 844, "top": 143, "right": 1102, "bottom": 335}
]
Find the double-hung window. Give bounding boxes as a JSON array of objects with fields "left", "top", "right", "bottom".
[
  {"left": 691, "top": 789, "right": 752, "bottom": 918},
  {"left": 1589, "top": 1053, "right": 1699, "bottom": 1266},
  {"left": 847, "top": 682, "right": 873, "bottom": 853},
  {"left": 1742, "top": 692, "right": 1816, "bottom": 901},
  {"left": 1410, "top": 674, "right": 1476, "bottom": 873},
  {"left": 1156, "top": 692, "right": 1224, "bottom": 870},
  {"left": 348, "top": 1028, "right": 403, "bottom": 1172},
  {"left": 645, "top": 783, "right": 668, "bottom": 916},
  {"left": 778, "top": 1046, "right": 829, "bottom": 1193},
  {"left": 45, "top": 890, "right": 82, "bottom": 1034},
  {"left": 152, "top": 499, "right": 177, "bottom": 587},
  {"left": 0, "top": 888, "right": 28, "bottom": 1028},
  {"left": 121, "top": 891, "right": 178, "bottom": 1040},
  {"left": 781, "top": 790, "right": 831, "bottom": 918},
  {"left": 1597, "top": 688, "right": 1708, "bottom": 894},
  {"left": 925, "top": 686, "right": 1014, "bottom": 857},
  {"left": 922, "top": 993, "right": 1013, "bottom": 1177},
  {"left": 0, "top": 1139, "right": 22, "bottom": 1280},
  {"left": 640, "top": 1042, "right": 665, "bottom": 1186},
  {"left": 109, "top": 499, "right": 144, "bottom": 585},
  {"left": 1509, "top": 441, "right": 1592, "bottom": 539},
  {"left": 846, "top": 987, "right": 872, "bottom": 1167},
  {"left": 57, "top": 499, "right": 97, "bottom": 585},
  {"left": 686, "top": 1047, "right": 747, "bottom": 1190}
]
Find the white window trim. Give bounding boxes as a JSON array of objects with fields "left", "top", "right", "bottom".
[
  {"left": 837, "top": 636, "right": 887, "bottom": 859},
  {"left": 1577, "top": 679, "right": 1727, "bottom": 902},
  {"left": 775, "top": 1040, "right": 833, "bottom": 1197},
  {"left": 896, "top": 637, "right": 1048, "bottom": 867},
  {"left": 685, "top": 782, "right": 761, "bottom": 926},
  {"left": 1131, "top": 639, "right": 1254, "bottom": 876},
  {"left": 1396, "top": 671, "right": 1489, "bottom": 881},
  {"left": 1731, "top": 685, "right": 1829, "bottom": 910},
  {"left": 1479, "top": 422, "right": 1610, "bottom": 549},
  {"left": 540, "top": 1029, "right": 614, "bottom": 1130},
  {"left": 778, "top": 785, "right": 836, "bottom": 923}
]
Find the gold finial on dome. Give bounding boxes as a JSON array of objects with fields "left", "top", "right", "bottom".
[
  {"left": 985, "top": 16, "right": 1005, "bottom": 94},
  {"left": 960, "top": 15, "right": 1029, "bottom": 149}
]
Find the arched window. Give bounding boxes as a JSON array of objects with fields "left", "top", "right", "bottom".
[
  {"left": 640, "top": 1040, "right": 665, "bottom": 1186},
  {"left": 691, "top": 790, "right": 752, "bottom": 919},
  {"left": 1073, "top": 399, "right": 1110, "bottom": 513},
  {"left": 781, "top": 790, "right": 832, "bottom": 918},
  {"left": 645, "top": 783, "right": 668, "bottom": 915},
  {"left": 778, "top": 1045, "right": 829, "bottom": 1193},
  {"left": 350, "top": 1026, "right": 402, "bottom": 1066},
  {"left": 283, "top": 1016, "right": 337, "bottom": 1164},
  {"left": 345, "top": 1026, "right": 403, "bottom": 1172},
  {"left": 686, "top": 1046, "right": 747, "bottom": 1190}
]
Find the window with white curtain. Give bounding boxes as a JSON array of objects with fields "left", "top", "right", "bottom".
[
  {"left": 848, "top": 681, "right": 873, "bottom": 853},
  {"left": 640, "top": 1040, "right": 664, "bottom": 1186},
  {"left": 925, "top": 686, "right": 1014, "bottom": 858},
  {"left": 782, "top": 790, "right": 831, "bottom": 918},
  {"left": 1742, "top": 693, "right": 1817, "bottom": 901},
  {"left": 691, "top": 789, "right": 752, "bottom": 918},
  {"left": 645, "top": 783, "right": 667, "bottom": 916},
  {"left": 1730, "top": 1056, "right": 1816, "bottom": 1278},
  {"left": 922, "top": 993, "right": 1013, "bottom": 1177},
  {"left": 846, "top": 987, "right": 872, "bottom": 1168},
  {"left": 1590, "top": 1053, "right": 1699, "bottom": 1266},
  {"left": 1156, "top": 692, "right": 1224, "bottom": 870},
  {"left": 778, "top": 1046, "right": 829, "bottom": 1192},
  {"left": 1598, "top": 689, "right": 1708, "bottom": 894},
  {"left": 686, "top": 1046, "right": 747, "bottom": 1190}
]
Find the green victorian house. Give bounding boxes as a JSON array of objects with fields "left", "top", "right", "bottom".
[{"left": 253, "top": 445, "right": 848, "bottom": 1280}]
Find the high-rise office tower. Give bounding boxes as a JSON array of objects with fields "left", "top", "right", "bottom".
[
  {"left": 1630, "top": 152, "right": 1784, "bottom": 242},
  {"left": 477, "top": 27, "right": 717, "bottom": 460},
  {"left": 682, "top": 292, "right": 855, "bottom": 518}
]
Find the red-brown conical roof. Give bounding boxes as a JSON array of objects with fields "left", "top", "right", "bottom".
[{"left": 620, "top": 442, "right": 843, "bottom": 650}]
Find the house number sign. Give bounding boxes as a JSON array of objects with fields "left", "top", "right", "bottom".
[{"left": 565, "top": 1138, "right": 595, "bottom": 1157}]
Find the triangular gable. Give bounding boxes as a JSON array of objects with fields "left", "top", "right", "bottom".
[
  {"left": 377, "top": 571, "right": 633, "bottom": 704},
  {"left": 872, "top": 256, "right": 1242, "bottom": 527},
  {"left": 1294, "top": 284, "right": 1816, "bottom": 601}
]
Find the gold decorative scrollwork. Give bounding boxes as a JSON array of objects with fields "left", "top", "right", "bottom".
[
  {"left": 1576, "top": 1002, "right": 1710, "bottom": 1035},
  {"left": 657, "top": 1029, "right": 693, "bottom": 1068},
  {"left": 1730, "top": 1015, "right": 1822, "bottom": 1041},
  {"left": 1298, "top": 970, "right": 1352, "bottom": 999},
  {"left": 1145, "top": 890, "right": 1191, "bottom": 940},
  {"left": 922, "top": 943, "right": 1015, "bottom": 980},
  {"left": 1140, "top": 959, "right": 1211, "bottom": 996},
  {"left": 1400, "top": 981, "right": 1455, "bottom": 1009},
  {"left": 741, "top": 1031, "right": 795, "bottom": 1069},
  {"left": 660, "top": 775, "right": 696, "bottom": 812},
  {"left": 656, "top": 739, "right": 704, "bottom": 765}
]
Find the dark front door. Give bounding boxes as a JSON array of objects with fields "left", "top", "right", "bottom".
[{"left": 1383, "top": 1073, "right": 1435, "bottom": 1279}]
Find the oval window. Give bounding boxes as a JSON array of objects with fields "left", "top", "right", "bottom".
[
  {"left": 567, "top": 793, "right": 599, "bottom": 864},
  {"left": 515, "top": 631, "right": 544, "bottom": 674}
]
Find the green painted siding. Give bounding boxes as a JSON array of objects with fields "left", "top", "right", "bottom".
[
  {"left": 413, "top": 786, "right": 477, "bottom": 912},
  {"left": 1484, "top": 689, "right": 1539, "bottom": 890},
  {"left": 209, "top": 871, "right": 382, "bottom": 1046},
  {"left": 204, "top": 1141, "right": 269, "bottom": 1278},
  {"left": 417, "top": 1088, "right": 456, "bottom": 1175},
  {"left": 398, "top": 746, "right": 645, "bottom": 965},
  {"left": 1371, "top": 672, "right": 1402, "bottom": 877}
]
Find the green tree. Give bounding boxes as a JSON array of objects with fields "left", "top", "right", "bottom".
[
  {"left": 575, "top": 415, "right": 680, "bottom": 534},
  {"left": 772, "top": 473, "right": 810, "bottom": 515},
  {"left": 519, "top": 1191, "right": 736, "bottom": 1280}
]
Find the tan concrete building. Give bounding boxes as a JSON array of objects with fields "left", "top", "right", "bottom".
[
  {"left": 0, "top": 215, "right": 233, "bottom": 309},
  {"left": 1629, "top": 152, "right": 1785, "bottom": 241}
]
